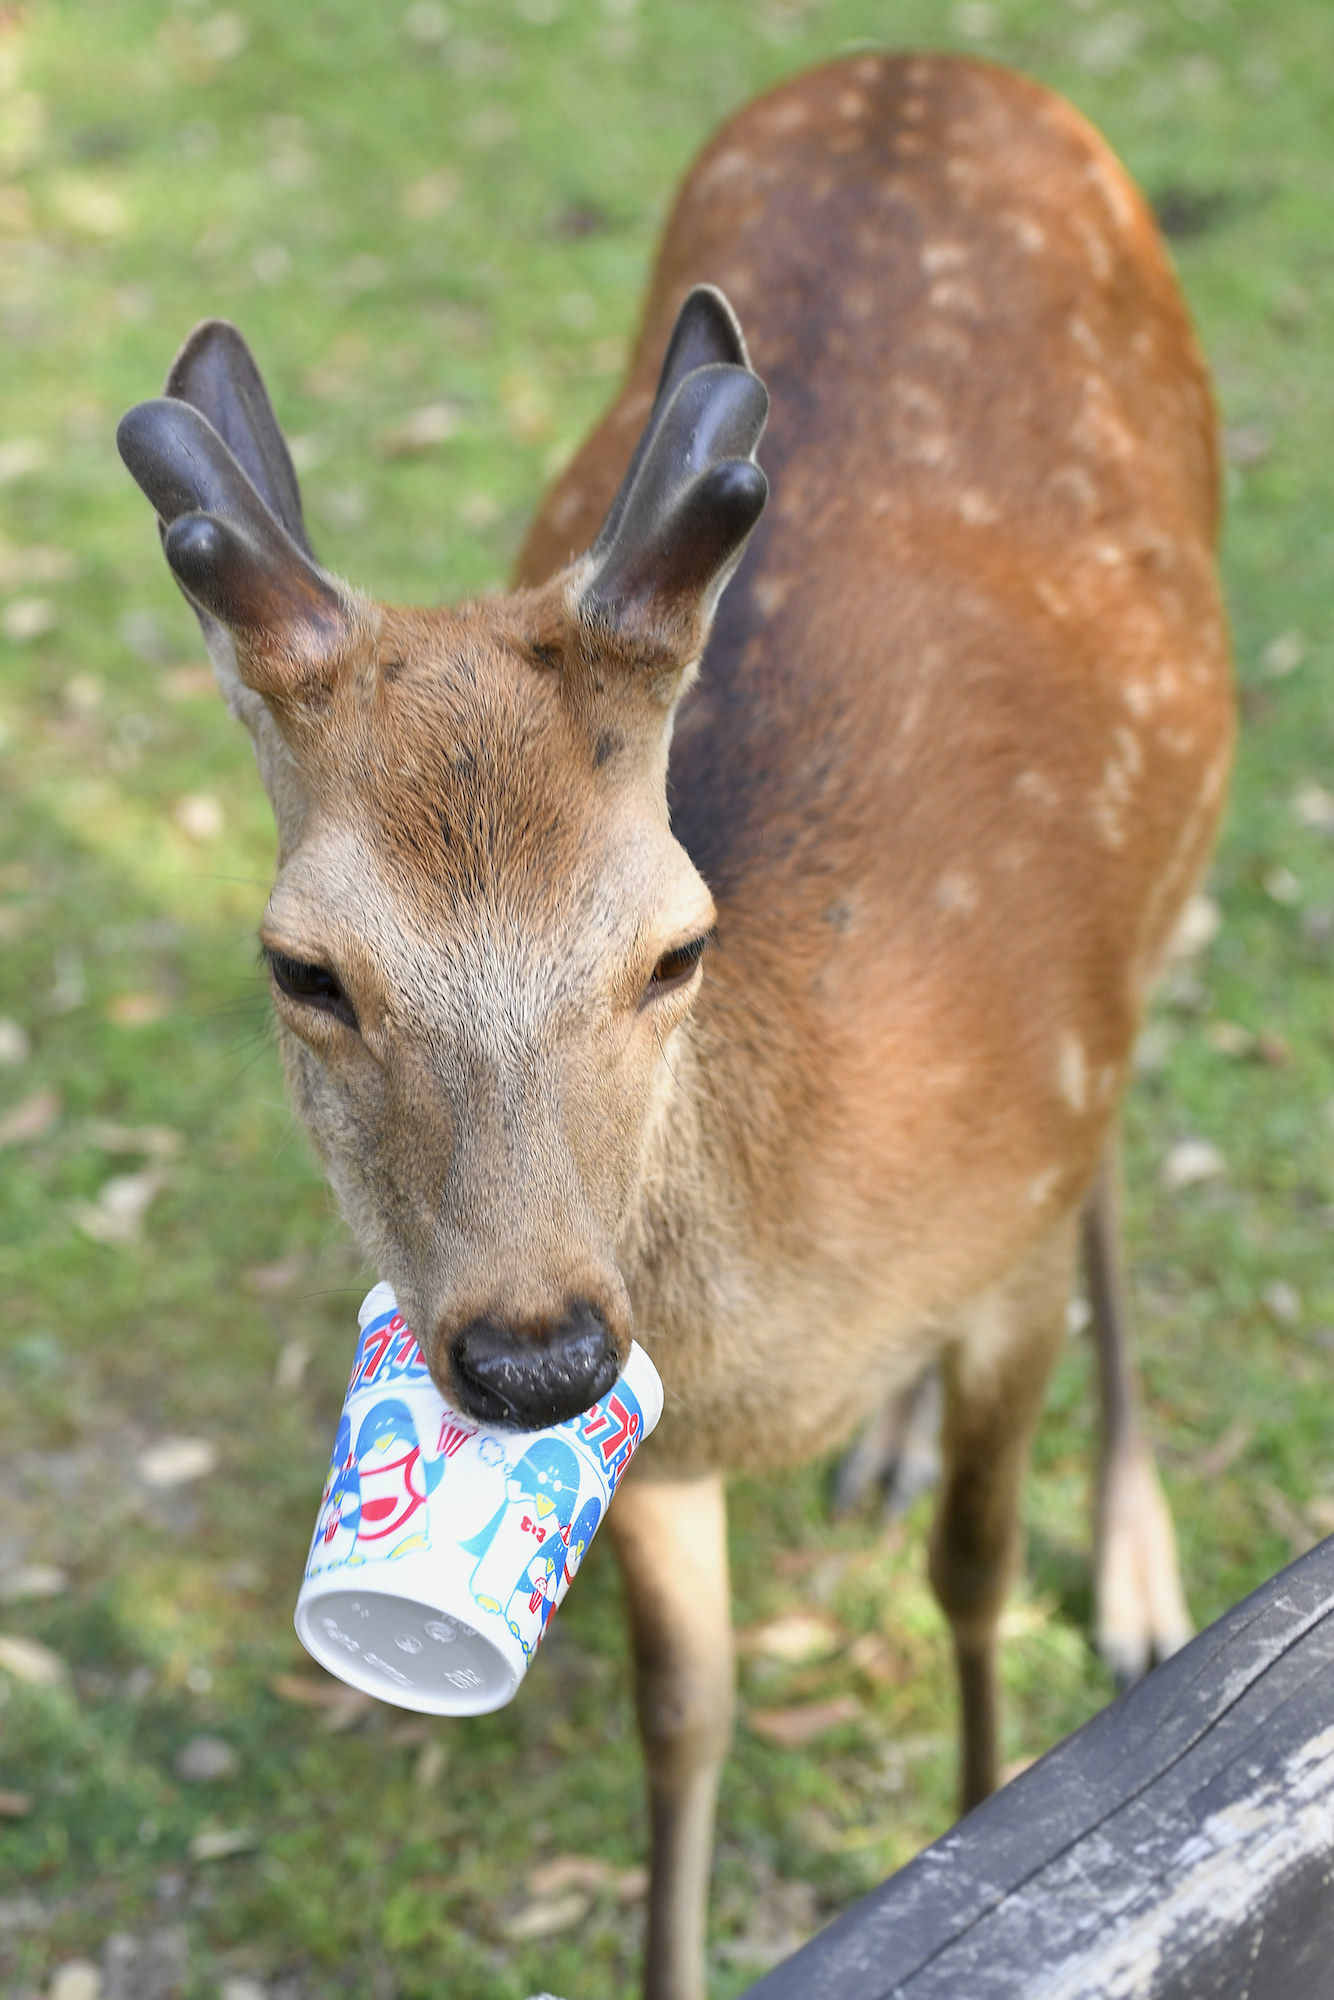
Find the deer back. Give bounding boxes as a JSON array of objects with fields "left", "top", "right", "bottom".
[{"left": 518, "top": 55, "right": 1232, "bottom": 1457}]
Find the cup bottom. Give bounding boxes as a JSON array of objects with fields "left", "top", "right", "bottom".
[{"left": 295, "top": 1586, "right": 520, "bottom": 1715}]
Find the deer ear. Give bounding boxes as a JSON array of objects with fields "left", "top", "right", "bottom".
[
  {"left": 117, "top": 393, "right": 349, "bottom": 696},
  {"left": 576, "top": 287, "right": 768, "bottom": 658},
  {"left": 165, "top": 319, "right": 315, "bottom": 559}
]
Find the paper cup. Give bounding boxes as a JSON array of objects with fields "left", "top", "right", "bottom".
[{"left": 294, "top": 1283, "right": 663, "bottom": 1715}]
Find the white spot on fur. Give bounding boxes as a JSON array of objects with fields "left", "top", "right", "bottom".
[
  {"left": 1058, "top": 1034, "right": 1088, "bottom": 1114},
  {"left": 698, "top": 147, "right": 753, "bottom": 195},
  {"left": 1086, "top": 153, "right": 1138, "bottom": 234},
  {"left": 1035, "top": 578, "right": 1071, "bottom": 619},
  {"left": 1028, "top": 1166, "right": 1060, "bottom": 1208},
  {"left": 1048, "top": 464, "right": 1100, "bottom": 516},
  {"left": 1074, "top": 212, "right": 1113, "bottom": 282},
  {"left": 919, "top": 323, "right": 971, "bottom": 363},
  {"left": 1000, "top": 209, "right": 1046, "bottom": 253},
  {"left": 928, "top": 276, "right": 983, "bottom": 317},
  {"left": 934, "top": 870, "right": 979, "bottom": 915},
  {"left": 958, "top": 487, "right": 998, "bottom": 526},
  {"left": 921, "top": 239, "right": 968, "bottom": 274},
  {"left": 764, "top": 98, "right": 810, "bottom": 135},
  {"left": 1091, "top": 725, "right": 1144, "bottom": 849},
  {"left": 1075, "top": 376, "right": 1137, "bottom": 462},
  {"left": 1068, "top": 314, "right": 1103, "bottom": 361},
  {"left": 837, "top": 88, "right": 868, "bottom": 120},
  {"left": 1014, "top": 769, "right": 1059, "bottom": 808}
]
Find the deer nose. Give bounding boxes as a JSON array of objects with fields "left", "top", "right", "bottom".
[{"left": 448, "top": 1303, "right": 620, "bottom": 1428}]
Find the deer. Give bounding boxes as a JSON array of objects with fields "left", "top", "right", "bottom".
[{"left": 118, "top": 51, "right": 1233, "bottom": 2000}]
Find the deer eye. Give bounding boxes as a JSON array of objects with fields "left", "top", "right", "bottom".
[
  {"left": 266, "top": 951, "right": 358, "bottom": 1029},
  {"left": 643, "top": 935, "right": 708, "bottom": 1004}
]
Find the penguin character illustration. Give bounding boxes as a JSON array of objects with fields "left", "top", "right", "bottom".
[
  {"left": 462, "top": 1436, "right": 581, "bottom": 1638},
  {"left": 349, "top": 1397, "right": 445, "bottom": 1561},
  {"left": 308, "top": 1413, "right": 361, "bottom": 1574}
]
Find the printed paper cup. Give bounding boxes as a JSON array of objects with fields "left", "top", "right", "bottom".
[{"left": 294, "top": 1283, "right": 663, "bottom": 1715}]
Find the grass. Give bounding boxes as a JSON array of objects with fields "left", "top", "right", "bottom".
[{"left": 2, "top": 0, "right": 1333, "bottom": 1994}]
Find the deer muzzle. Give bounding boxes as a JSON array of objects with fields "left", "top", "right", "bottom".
[{"left": 448, "top": 1302, "right": 621, "bottom": 1428}]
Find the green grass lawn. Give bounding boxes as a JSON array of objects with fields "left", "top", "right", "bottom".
[{"left": 2, "top": 1, "right": 1333, "bottom": 1995}]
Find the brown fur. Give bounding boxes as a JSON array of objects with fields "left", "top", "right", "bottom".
[{"left": 129, "top": 54, "right": 1232, "bottom": 2000}]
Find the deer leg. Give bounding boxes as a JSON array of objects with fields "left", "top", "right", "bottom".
[
  {"left": 1083, "top": 1136, "right": 1192, "bottom": 1689},
  {"left": 928, "top": 1221, "right": 1075, "bottom": 1813},
  {"left": 606, "top": 1470, "right": 733, "bottom": 2000},
  {"left": 831, "top": 1365, "right": 943, "bottom": 1520}
]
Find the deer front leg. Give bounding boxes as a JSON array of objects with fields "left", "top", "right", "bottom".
[
  {"left": 928, "top": 1221, "right": 1075, "bottom": 1812},
  {"left": 606, "top": 1470, "right": 733, "bottom": 2000},
  {"left": 1082, "top": 1137, "right": 1191, "bottom": 1688}
]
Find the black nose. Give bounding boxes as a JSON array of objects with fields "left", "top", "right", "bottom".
[{"left": 449, "top": 1303, "right": 620, "bottom": 1428}]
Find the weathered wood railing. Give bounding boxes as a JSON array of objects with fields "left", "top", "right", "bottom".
[{"left": 740, "top": 1537, "right": 1334, "bottom": 1999}]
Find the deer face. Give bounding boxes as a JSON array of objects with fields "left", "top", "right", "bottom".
[{"left": 119, "top": 292, "right": 766, "bottom": 1426}]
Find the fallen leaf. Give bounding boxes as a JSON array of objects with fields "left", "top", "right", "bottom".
[
  {"left": 173, "top": 792, "right": 225, "bottom": 842},
  {"left": 274, "top": 1338, "right": 310, "bottom": 1391},
  {"left": 1167, "top": 892, "right": 1221, "bottom": 960},
  {"left": 379, "top": 402, "right": 460, "bottom": 457},
  {"left": 220, "top": 1979, "right": 266, "bottom": 2000},
  {"left": 0, "top": 439, "right": 47, "bottom": 484},
  {"left": 160, "top": 666, "right": 217, "bottom": 701},
  {"left": 47, "top": 1960, "right": 100, "bottom": 2000},
  {"left": 270, "top": 1671, "right": 372, "bottom": 1732},
  {"left": 0, "top": 1017, "right": 29, "bottom": 1064},
  {"left": 502, "top": 1891, "right": 590, "bottom": 1941},
  {"left": 1262, "top": 630, "right": 1306, "bottom": 679},
  {"left": 1160, "top": 1139, "right": 1224, "bottom": 1191},
  {"left": 846, "top": 1633, "right": 904, "bottom": 1685},
  {"left": 1293, "top": 781, "right": 1334, "bottom": 832},
  {"left": 1194, "top": 1420, "right": 1253, "bottom": 1480},
  {"left": 414, "top": 1740, "right": 448, "bottom": 1789},
  {"left": 1262, "top": 1279, "right": 1301, "bottom": 1326},
  {"left": 1204, "top": 1019, "right": 1254, "bottom": 1058},
  {"left": 86, "top": 1121, "right": 181, "bottom": 1158},
  {"left": 401, "top": 168, "right": 459, "bottom": 220},
  {"left": 1, "top": 596, "right": 55, "bottom": 641},
  {"left": 0, "top": 1565, "right": 69, "bottom": 1603},
  {"left": 739, "top": 1613, "right": 844, "bottom": 1665},
  {"left": 243, "top": 1253, "right": 306, "bottom": 1295},
  {"left": 1259, "top": 1486, "right": 1316, "bottom": 1559},
  {"left": 523, "top": 1853, "right": 646, "bottom": 1904},
  {"left": 175, "top": 1734, "right": 239, "bottom": 1782},
  {"left": 1224, "top": 423, "right": 1272, "bottom": 470},
  {"left": 106, "top": 992, "right": 170, "bottom": 1027},
  {"left": 189, "top": 1827, "right": 258, "bottom": 1862},
  {"left": 746, "top": 1696, "right": 861, "bottom": 1748},
  {"left": 528, "top": 1855, "right": 614, "bottom": 1899},
  {"left": 0, "top": 1633, "right": 69, "bottom": 1688},
  {"left": 0, "top": 1087, "right": 59, "bottom": 1145},
  {"left": 74, "top": 1168, "right": 165, "bottom": 1245},
  {"left": 0, "top": 1789, "right": 30, "bottom": 1817},
  {"left": 385, "top": 1720, "right": 433, "bottom": 1746},
  {"left": 136, "top": 1437, "right": 219, "bottom": 1488}
]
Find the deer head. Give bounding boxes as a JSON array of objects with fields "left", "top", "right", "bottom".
[{"left": 118, "top": 289, "right": 767, "bottom": 1427}]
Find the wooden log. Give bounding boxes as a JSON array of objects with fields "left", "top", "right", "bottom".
[{"left": 742, "top": 1537, "right": 1334, "bottom": 1998}]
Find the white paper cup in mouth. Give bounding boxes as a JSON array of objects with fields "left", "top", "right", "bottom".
[{"left": 294, "top": 1284, "right": 663, "bottom": 1715}]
